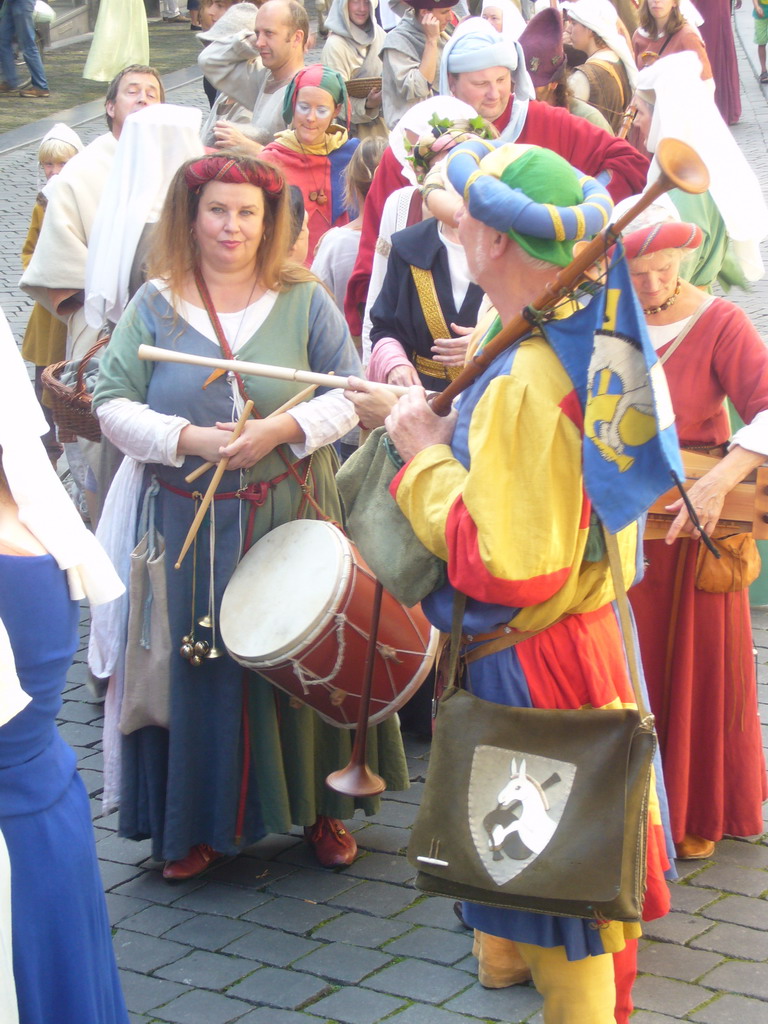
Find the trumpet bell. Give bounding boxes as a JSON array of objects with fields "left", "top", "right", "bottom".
[
  {"left": 197, "top": 614, "right": 213, "bottom": 628},
  {"left": 655, "top": 138, "right": 710, "bottom": 196},
  {"left": 326, "top": 763, "right": 386, "bottom": 798},
  {"left": 205, "top": 645, "right": 225, "bottom": 659}
]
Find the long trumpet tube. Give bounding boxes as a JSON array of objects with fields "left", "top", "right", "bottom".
[
  {"left": 428, "top": 138, "right": 710, "bottom": 416},
  {"left": 138, "top": 345, "right": 410, "bottom": 398}
]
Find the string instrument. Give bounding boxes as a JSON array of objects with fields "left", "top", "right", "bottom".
[{"left": 644, "top": 450, "right": 768, "bottom": 540}]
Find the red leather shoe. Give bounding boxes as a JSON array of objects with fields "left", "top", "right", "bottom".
[
  {"left": 162, "top": 843, "right": 225, "bottom": 881},
  {"left": 304, "top": 816, "right": 357, "bottom": 868}
]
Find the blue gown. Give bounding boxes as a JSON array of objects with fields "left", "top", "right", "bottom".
[{"left": 0, "top": 553, "right": 128, "bottom": 1024}]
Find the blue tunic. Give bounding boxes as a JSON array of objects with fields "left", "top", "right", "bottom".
[{"left": 0, "top": 553, "right": 128, "bottom": 1024}]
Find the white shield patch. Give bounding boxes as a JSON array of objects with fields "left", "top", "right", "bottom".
[{"left": 467, "top": 746, "right": 577, "bottom": 887}]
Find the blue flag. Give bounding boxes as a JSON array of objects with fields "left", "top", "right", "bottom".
[{"left": 541, "top": 242, "right": 683, "bottom": 534}]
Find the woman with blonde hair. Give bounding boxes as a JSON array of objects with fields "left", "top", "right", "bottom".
[{"left": 93, "top": 153, "right": 407, "bottom": 879}]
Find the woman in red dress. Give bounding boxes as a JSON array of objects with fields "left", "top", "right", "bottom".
[
  {"left": 623, "top": 206, "right": 768, "bottom": 860},
  {"left": 632, "top": 0, "right": 713, "bottom": 82}
]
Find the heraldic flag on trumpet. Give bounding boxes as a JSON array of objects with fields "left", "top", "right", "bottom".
[{"left": 541, "top": 243, "right": 684, "bottom": 534}]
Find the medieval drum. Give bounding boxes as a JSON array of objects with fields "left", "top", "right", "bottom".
[{"left": 220, "top": 520, "right": 438, "bottom": 727}]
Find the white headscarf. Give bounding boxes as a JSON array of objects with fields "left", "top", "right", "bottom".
[
  {"left": 439, "top": 17, "right": 534, "bottom": 142},
  {"left": 389, "top": 95, "right": 481, "bottom": 184},
  {"left": 325, "top": 0, "right": 380, "bottom": 45},
  {"left": 0, "top": 307, "right": 124, "bottom": 606},
  {"left": 637, "top": 52, "right": 768, "bottom": 281},
  {"left": 0, "top": 307, "right": 124, "bottom": 702},
  {"left": 561, "top": 0, "right": 637, "bottom": 90},
  {"left": 481, "top": 0, "right": 526, "bottom": 45},
  {"left": 35, "top": 122, "right": 84, "bottom": 190},
  {"left": 39, "top": 122, "right": 84, "bottom": 156},
  {"left": 84, "top": 103, "right": 204, "bottom": 330}
]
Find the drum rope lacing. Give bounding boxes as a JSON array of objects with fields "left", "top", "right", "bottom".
[{"left": 290, "top": 613, "right": 348, "bottom": 691}]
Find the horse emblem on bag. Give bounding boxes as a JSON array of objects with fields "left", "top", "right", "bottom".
[
  {"left": 468, "top": 746, "right": 576, "bottom": 887},
  {"left": 486, "top": 758, "right": 558, "bottom": 859}
]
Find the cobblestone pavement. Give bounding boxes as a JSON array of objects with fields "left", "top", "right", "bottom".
[{"left": 1, "top": 18, "right": 767, "bottom": 1024}]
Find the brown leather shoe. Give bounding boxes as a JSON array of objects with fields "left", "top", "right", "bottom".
[
  {"left": 162, "top": 843, "right": 225, "bottom": 881},
  {"left": 304, "top": 816, "right": 357, "bottom": 868},
  {"left": 675, "top": 834, "right": 716, "bottom": 860},
  {"left": 0, "top": 82, "right": 13, "bottom": 93},
  {"left": 19, "top": 87, "right": 49, "bottom": 98}
]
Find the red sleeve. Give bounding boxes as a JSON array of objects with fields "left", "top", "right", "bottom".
[
  {"left": 519, "top": 101, "right": 650, "bottom": 203},
  {"left": 343, "top": 148, "right": 408, "bottom": 334},
  {"left": 709, "top": 301, "right": 768, "bottom": 427}
]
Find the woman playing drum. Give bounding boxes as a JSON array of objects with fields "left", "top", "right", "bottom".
[
  {"left": 93, "top": 154, "right": 408, "bottom": 879},
  {"left": 622, "top": 201, "right": 768, "bottom": 860}
]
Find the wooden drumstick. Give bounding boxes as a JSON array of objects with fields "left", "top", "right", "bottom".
[
  {"left": 175, "top": 400, "right": 254, "bottom": 570},
  {"left": 184, "top": 384, "right": 318, "bottom": 484}
]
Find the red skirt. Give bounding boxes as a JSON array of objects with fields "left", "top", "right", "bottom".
[{"left": 631, "top": 538, "right": 767, "bottom": 842}]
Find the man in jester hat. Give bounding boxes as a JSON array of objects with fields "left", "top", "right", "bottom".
[{"left": 383, "top": 142, "right": 672, "bottom": 1023}]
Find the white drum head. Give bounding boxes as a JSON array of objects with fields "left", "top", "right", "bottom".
[{"left": 220, "top": 520, "right": 351, "bottom": 665}]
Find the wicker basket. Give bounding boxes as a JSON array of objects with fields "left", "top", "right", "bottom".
[
  {"left": 345, "top": 76, "right": 381, "bottom": 99},
  {"left": 41, "top": 335, "right": 108, "bottom": 444}
]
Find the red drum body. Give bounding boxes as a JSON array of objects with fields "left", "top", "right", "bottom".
[{"left": 220, "top": 520, "right": 438, "bottom": 728}]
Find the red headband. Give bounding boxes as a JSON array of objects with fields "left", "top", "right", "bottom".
[
  {"left": 622, "top": 221, "right": 703, "bottom": 259},
  {"left": 184, "top": 156, "right": 283, "bottom": 195}
]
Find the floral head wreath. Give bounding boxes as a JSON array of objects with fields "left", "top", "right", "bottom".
[
  {"left": 446, "top": 139, "right": 613, "bottom": 267},
  {"left": 405, "top": 112, "right": 496, "bottom": 184},
  {"left": 184, "top": 155, "right": 284, "bottom": 195}
]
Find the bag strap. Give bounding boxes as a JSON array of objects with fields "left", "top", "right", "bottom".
[
  {"left": 587, "top": 58, "right": 624, "bottom": 95},
  {"left": 447, "top": 527, "right": 652, "bottom": 722},
  {"left": 193, "top": 268, "right": 335, "bottom": 526},
  {"left": 602, "top": 526, "right": 652, "bottom": 721},
  {"left": 137, "top": 477, "right": 160, "bottom": 545},
  {"left": 656, "top": 29, "right": 680, "bottom": 59},
  {"left": 659, "top": 296, "right": 716, "bottom": 367}
]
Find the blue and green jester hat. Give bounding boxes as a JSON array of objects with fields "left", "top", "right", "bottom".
[{"left": 446, "top": 139, "right": 613, "bottom": 267}]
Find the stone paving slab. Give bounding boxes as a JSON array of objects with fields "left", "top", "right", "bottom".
[{"left": 689, "top": 993, "right": 768, "bottom": 1024}]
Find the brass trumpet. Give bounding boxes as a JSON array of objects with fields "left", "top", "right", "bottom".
[{"left": 428, "top": 138, "right": 710, "bottom": 417}]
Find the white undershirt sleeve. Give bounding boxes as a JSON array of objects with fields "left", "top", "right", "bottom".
[
  {"left": 730, "top": 408, "right": 768, "bottom": 458},
  {"left": 96, "top": 398, "right": 189, "bottom": 467},
  {"left": 286, "top": 390, "right": 358, "bottom": 459}
]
